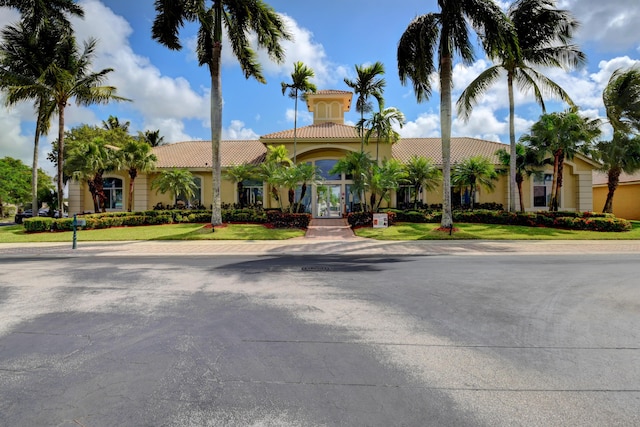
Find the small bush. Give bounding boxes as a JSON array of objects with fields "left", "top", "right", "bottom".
[
  {"left": 23, "top": 217, "right": 53, "bottom": 232},
  {"left": 122, "top": 215, "right": 146, "bottom": 227},
  {"left": 347, "top": 211, "right": 372, "bottom": 228},
  {"left": 146, "top": 214, "right": 172, "bottom": 225},
  {"left": 266, "top": 211, "right": 311, "bottom": 228},
  {"left": 51, "top": 218, "right": 75, "bottom": 231}
]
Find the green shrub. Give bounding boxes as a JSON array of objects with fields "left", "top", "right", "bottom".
[
  {"left": 347, "top": 211, "right": 372, "bottom": 227},
  {"left": 265, "top": 211, "right": 311, "bottom": 228},
  {"left": 385, "top": 208, "right": 631, "bottom": 232},
  {"left": 23, "top": 217, "right": 53, "bottom": 232},
  {"left": 122, "top": 215, "right": 146, "bottom": 226},
  {"left": 223, "top": 208, "right": 267, "bottom": 223},
  {"left": 146, "top": 214, "right": 172, "bottom": 225},
  {"left": 51, "top": 218, "right": 75, "bottom": 231}
]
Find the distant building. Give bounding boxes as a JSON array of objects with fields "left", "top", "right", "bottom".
[{"left": 68, "top": 90, "right": 597, "bottom": 216}]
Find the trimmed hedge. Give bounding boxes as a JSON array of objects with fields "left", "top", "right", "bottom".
[
  {"left": 383, "top": 208, "right": 631, "bottom": 232},
  {"left": 23, "top": 217, "right": 54, "bottom": 232},
  {"left": 265, "top": 211, "right": 311, "bottom": 229},
  {"left": 21, "top": 207, "right": 309, "bottom": 232}
]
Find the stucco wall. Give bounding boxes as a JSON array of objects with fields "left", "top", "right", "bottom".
[{"left": 593, "top": 183, "right": 640, "bottom": 219}]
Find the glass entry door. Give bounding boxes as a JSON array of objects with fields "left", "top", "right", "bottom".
[{"left": 316, "top": 184, "right": 342, "bottom": 218}]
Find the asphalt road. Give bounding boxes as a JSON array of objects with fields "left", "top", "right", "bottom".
[{"left": 1, "top": 254, "right": 639, "bottom": 426}]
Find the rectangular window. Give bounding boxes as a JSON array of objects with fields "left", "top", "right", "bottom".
[
  {"left": 103, "top": 178, "right": 123, "bottom": 210},
  {"left": 243, "top": 180, "right": 263, "bottom": 206},
  {"left": 177, "top": 177, "right": 202, "bottom": 208},
  {"left": 396, "top": 185, "right": 416, "bottom": 209},
  {"left": 533, "top": 174, "right": 553, "bottom": 207}
]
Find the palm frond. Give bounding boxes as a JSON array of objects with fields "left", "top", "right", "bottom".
[
  {"left": 456, "top": 65, "right": 502, "bottom": 120},
  {"left": 397, "top": 14, "right": 439, "bottom": 103}
]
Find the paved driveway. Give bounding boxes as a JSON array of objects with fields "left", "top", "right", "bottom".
[{"left": 1, "top": 254, "right": 639, "bottom": 426}]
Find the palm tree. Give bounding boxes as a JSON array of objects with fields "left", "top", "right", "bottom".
[
  {"left": 359, "top": 106, "right": 405, "bottom": 162},
  {"left": 274, "top": 162, "right": 320, "bottom": 213},
  {"left": 117, "top": 139, "right": 157, "bottom": 212},
  {"left": 102, "top": 115, "right": 130, "bottom": 133},
  {"left": 597, "top": 66, "right": 640, "bottom": 213},
  {"left": 344, "top": 62, "right": 386, "bottom": 153},
  {"left": 223, "top": 163, "right": 257, "bottom": 207},
  {"left": 457, "top": 0, "right": 584, "bottom": 212},
  {"left": 451, "top": 156, "right": 498, "bottom": 210},
  {"left": 65, "top": 137, "right": 116, "bottom": 213},
  {"left": 403, "top": 155, "right": 442, "bottom": 209},
  {"left": 366, "top": 159, "right": 406, "bottom": 212},
  {"left": 151, "top": 169, "right": 197, "bottom": 206},
  {"left": 281, "top": 61, "right": 317, "bottom": 163},
  {"left": 521, "top": 110, "right": 601, "bottom": 211},
  {"left": 258, "top": 145, "right": 292, "bottom": 210},
  {"left": 496, "top": 143, "right": 546, "bottom": 212},
  {"left": 295, "top": 162, "right": 319, "bottom": 212},
  {"left": 152, "top": 0, "right": 290, "bottom": 228},
  {"left": 0, "top": 0, "right": 83, "bottom": 215},
  {"left": 0, "top": 0, "right": 83, "bottom": 31},
  {"left": 594, "top": 136, "right": 640, "bottom": 213},
  {"left": 330, "top": 151, "right": 374, "bottom": 212},
  {"left": 23, "top": 36, "right": 127, "bottom": 214},
  {"left": 139, "top": 129, "right": 166, "bottom": 147},
  {"left": 398, "top": 0, "right": 513, "bottom": 228}
]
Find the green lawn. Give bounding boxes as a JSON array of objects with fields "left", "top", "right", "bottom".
[
  {"left": 0, "top": 223, "right": 305, "bottom": 243},
  {"left": 354, "top": 221, "right": 640, "bottom": 240},
  {"left": 1, "top": 220, "right": 639, "bottom": 243}
]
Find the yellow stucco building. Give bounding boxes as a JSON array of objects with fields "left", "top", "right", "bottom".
[
  {"left": 68, "top": 90, "right": 597, "bottom": 217},
  {"left": 593, "top": 171, "right": 640, "bottom": 220}
]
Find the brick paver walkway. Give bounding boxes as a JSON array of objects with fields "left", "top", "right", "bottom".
[{"left": 304, "top": 218, "right": 357, "bottom": 240}]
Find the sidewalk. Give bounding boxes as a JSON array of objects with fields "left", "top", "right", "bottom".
[{"left": 2, "top": 237, "right": 639, "bottom": 258}]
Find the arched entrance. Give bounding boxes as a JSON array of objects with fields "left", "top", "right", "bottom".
[{"left": 309, "top": 159, "right": 359, "bottom": 218}]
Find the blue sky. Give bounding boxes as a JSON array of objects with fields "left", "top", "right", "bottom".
[{"left": 1, "top": 0, "right": 639, "bottom": 176}]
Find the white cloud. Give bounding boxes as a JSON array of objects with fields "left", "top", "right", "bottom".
[
  {"left": 72, "top": 0, "right": 209, "bottom": 138},
  {"left": 143, "top": 118, "right": 194, "bottom": 143},
  {"left": 453, "top": 107, "right": 506, "bottom": 142},
  {"left": 220, "top": 13, "right": 339, "bottom": 88},
  {"left": 0, "top": 96, "right": 33, "bottom": 162},
  {"left": 284, "top": 108, "right": 313, "bottom": 126},
  {"left": 400, "top": 112, "right": 441, "bottom": 138},
  {"left": 223, "top": 120, "right": 259, "bottom": 140},
  {"left": 560, "top": 0, "right": 640, "bottom": 52}
]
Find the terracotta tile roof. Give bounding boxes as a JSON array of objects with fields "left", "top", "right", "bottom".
[
  {"left": 261, "top": 122, "right": 360, "bottom": 140},
  {"left": 392, "top": 137, "right": 508, "bottom": 165},
  {"left": 153, "top": 140, "right": 266, "bottom": 168},
  {"left": 153, "top": 137, "right": 508, "bottom": 169},
  {"left": 593, "top": 170, "right": 640, "bottom": 186},
  {"left": 314, "top": 89, "right": 352, "bottom": 95}
]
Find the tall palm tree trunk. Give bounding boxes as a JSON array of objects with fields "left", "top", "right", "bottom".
[
  {"left": 603, "top": 167, "right": 620, "bottom": 213},
  {"left": 56, "top": 102, "right": 66, "bottom": 214},
  {"left": 516, "top": 174, "right": 525, "bottom": 212},
  {"left": 440, "top": 54, "right": 453, "bottom": 228},
  {"left": 549, "top": 150, "right": 561, "bottom": 211},
  {"left": 31, "top": 125, "right": 41, "bottom": 214},
  {"left": 553, "top": 154, "right": 565, "bottom": 211},
  {"left": 293, "top": 89, "right": 298, "bottom": 164},
  {"left": 128, "top": 168, "right": 137, "bottom": 212},
  {"left": 88, "top": 179, "right": 99, "bottom": 212},
  {"left": 94, "top": 171, "right": 106, "bottom": 213},
  {"left": 210, "top": 41, "right": 223, "bottom": 227},
  {"left": 507, "top": 73, "right": 517, "bottom": 212}
]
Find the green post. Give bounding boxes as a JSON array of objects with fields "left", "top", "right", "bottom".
[{"left": 72, "top": 214, "right": 78, "bottom": 249}]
